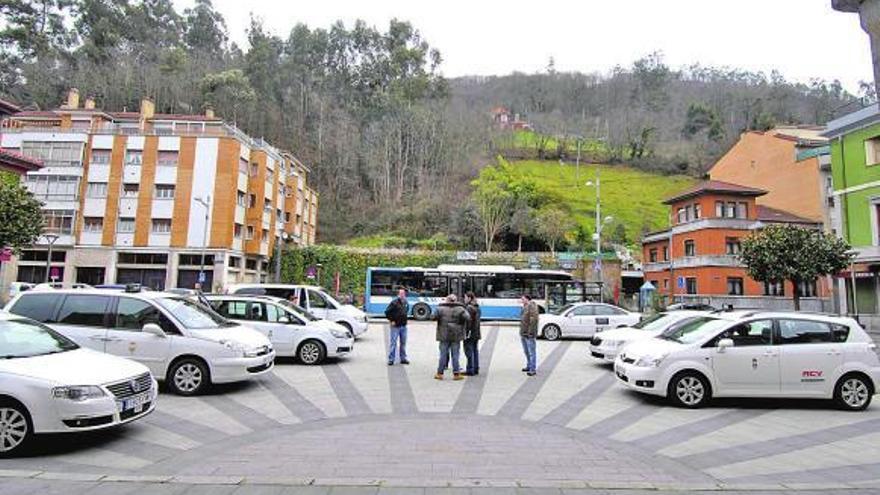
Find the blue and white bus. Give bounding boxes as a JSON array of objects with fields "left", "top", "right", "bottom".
[{"left": 365, "top": 264, "right": 587, "bottom": 320}]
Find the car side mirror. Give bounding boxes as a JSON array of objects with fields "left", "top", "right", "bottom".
[
  {"left": 717, "top": 338, "right": 734, "bottom": 352},
  {"left": 143, "top": 323, "right": 166, "bottom": 338}
]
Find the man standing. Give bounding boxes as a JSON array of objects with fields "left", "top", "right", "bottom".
[
  {"left": 385, "top": 288, "right": 410, "bottom": 365},
  {"left": 463, "top": 291, "right": 482, "bottom": 376},
  {"left": 435, "top": 294, "right": 470, "bottom": 380},
  {"left": 519, "top": 294, "right": 539, "bottom": 376}
]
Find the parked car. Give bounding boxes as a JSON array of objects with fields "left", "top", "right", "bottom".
[
  {"left": 226, "top": 284, "right": 369, "bottom": 337},
  {"left": 7, "top": 282, "right": 33, "bottom": 302},
  {"left": 614, "top": 311, "right": 880, "bottom": 410},
  {"left": 5, "top": 289, "right": 274, "bottom": 396},
  {"left": 589, "top": 311, "right": 708, "bottom": 362},
  {"left": 31, "top": 282, "right": 93, "bottom": 291},
  {"left": 538, "top": 302, "right": 641, "bottom": 341},
  {"left": 0, "top": 313, "right": 157, "bottom": 455},
  {"left": 666, "top": 302, "right": 716, "bottom": 312},
  {"left": 207, "top": 295, "right": 353, "bottom": 364}
]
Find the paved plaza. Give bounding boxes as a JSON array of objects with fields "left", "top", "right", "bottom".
[{"left": 3, "top": 321, "right": 880, "bottom": 493}]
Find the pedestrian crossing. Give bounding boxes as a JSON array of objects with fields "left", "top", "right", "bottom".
[{"left": 17, "top": 321, "right": 880, "bottom": 485}]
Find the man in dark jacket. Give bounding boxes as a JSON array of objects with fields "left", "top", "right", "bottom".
[
  {"left": 385, "top": 288, "right": 410, "bottom": 365},
  {"left": 520, "top": 294, "right": 539, "bottom": 376},
  {"left": 463, "top": 291, "right": 482, "bottom": 376},
  {"left": 434, "top": 294, "right": 470, "bottom": 380}
]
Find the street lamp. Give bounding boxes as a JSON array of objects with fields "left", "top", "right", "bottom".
[
  {"left": 41, "top": 232, "right": 59, "bottom": 283},
  {"left": 274, "top": 231, "right": 290, "bottom": 282},
  {"left": 585, "top": 170, "right": 613, "bottom": 303},
  {"left": 194, "top": 195, "right": 211, "bottom": 291}
]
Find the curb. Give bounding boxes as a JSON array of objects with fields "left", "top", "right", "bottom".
[{"left": 0, "top": 470, "right": 871, "bottom": 491}]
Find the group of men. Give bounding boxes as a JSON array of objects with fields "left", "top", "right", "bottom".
[{"left": 384, "top": 289, "right": 540, "bottom": 379}]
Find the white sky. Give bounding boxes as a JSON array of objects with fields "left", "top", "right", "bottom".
[{"left": 178, "top": 0, "right": 873, "bottom": 94}]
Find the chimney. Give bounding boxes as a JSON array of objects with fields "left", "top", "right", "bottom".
[
  {"left": 84, "top": 96, "right": 96, "bottom": 110},
  {"left": 205, "top": 106, "right": 215, "bottom": 119},
  {"left": 140, "top": 97, "right": 155, "bottom": 120},
  {"left": 64, "top": 88, "right": 80, "bottom": 109}
]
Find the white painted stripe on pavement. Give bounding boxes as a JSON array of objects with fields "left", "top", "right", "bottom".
[
  {"left": 158, "top": 395, "right": 252, "bottom": 436},
  {"left": 272, "top": 363, "right": 346, "bottom": 418}
]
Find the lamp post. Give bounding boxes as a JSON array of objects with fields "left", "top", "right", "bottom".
[
  {"left": 586, "top": 166, "right": 613, "bottom": 303},
  {"left": 42, "top": 232, "right": 59, "bottom": 283},
  {"left": 194, "top": 195, "right": 211, "bottom": 290},
  {"left": 274, "top": 231, "right": 289, "bottom": 282}
]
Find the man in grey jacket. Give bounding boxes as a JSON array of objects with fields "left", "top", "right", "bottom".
[{"left": 435, "top": 294, "right": 470, "bottom": 381}]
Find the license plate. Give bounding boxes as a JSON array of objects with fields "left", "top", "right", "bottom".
[{"left": 118, "top": 392, "right": 150, "bottom": 413}]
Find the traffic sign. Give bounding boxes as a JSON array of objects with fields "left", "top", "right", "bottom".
[
  {"left": 677, "top": 276, "right": 685, "bottom": 289},
  {"left": 197, "top": 271, "right": 206, "bottom": 283}
]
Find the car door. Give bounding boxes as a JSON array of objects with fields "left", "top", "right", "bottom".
[
  {"left": 709, "top": 319, "right": 780, "bottom": 396},
  {"left": 53, "top": 294, "right": 112, "bottom": 352},
  {"left": 593, "top": 305, "right": 627, "bottom": 332},
  {"left": 306, "top": 289, "right": 332, "bottom": 320},
  {"left": 215, "top": 299, "right": 276, "bottom": 345},
  {"left": 566, "top": 305, "right": 594, "bottom": 336},
  {"left": 777, "top": 318, "right": 843, "bottom": 397},
  {"left": 267, "top": 302, "right": 306, "bottom": 356},
  {"left": 104, "top": 296, "right": 173, "bottom": 378}
]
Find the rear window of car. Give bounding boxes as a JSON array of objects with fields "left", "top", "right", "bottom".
[{"left": 9, "top": 293, "right": 62, "bottom": 323}]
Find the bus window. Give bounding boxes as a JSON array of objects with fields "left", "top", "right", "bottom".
[
  {"left": 522, "top": 274, "right": 545, "bottom": 299},
  {"left": 492, "top": 274, "right": 522, "bottom": 298},
  {"left": 422, "top": 276, "right": 447, "bottom": 297}
]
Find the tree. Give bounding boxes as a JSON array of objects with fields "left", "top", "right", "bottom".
[
  {"left": 470, "top": 163, "right": 514, "bottom": 252},
  {"left": 509, "top": 198, "right": 534, "bottom": 252},
  {"left": 739, "top": 225, "right": 853, "bottom": 310},
  {"left": 534, "top": 207, "right": 573, "bottom": 254},
  {"left": 0, "top": 181, "right": 44, "bottom": 253}
]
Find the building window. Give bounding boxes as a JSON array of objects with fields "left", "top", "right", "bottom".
[
  {"left": 151, "top": 219, "right": 171, "bottom": 233},
  {"left": 249, "top": 163, "right": 258, "bottom": 177},
  {"left": 662, "top": 246, "right": 669, "bottom": 261},
  {"left": 649, "top": 249, "right": 657, "bottom": 263},
  {"left": 284, "top": 211, "right": 291, "bottom": 223},
  {"left": 684, "top": 239, "right": 695, "bottom": 257},
  {"left": 694, "top": 203, "right": 701, "bottom": 219},
  {"left": 154, "top": 184, "right": 175, "bottom": 199},
  {"left": 83, "top": 217, "right": 103, "bottom": 233},
  {"left": 117, "top": 217, "right": 135, "bottom": 233},
  {"left": 865, "top": 136, "right": 880, "bottom": 166},
  {"left": 22, "top": 141, "right": 82, "bottom": 167},
  {"left": 677, "top": 207, "right": 686, "bottom": 224},
  {"left": 727, "top": 277, "right": 744, "bottom": 296},
  {"left": 236, "top": 191, "right": 246, "bottom": 207},
  {"left": 234, "top": 223, "right": 243, "bottom": 239},
  {"left": 118, "top": 252, "right": 167, "bottom": 265},
  {"left": 736, "top": 202, "right": 748, "bottom": 219},
  {"left": 797, "top": 279, "right": 818, "bottom": 298},
  {"left": 725, "top": 237, "right": 741, "bottom": 255},
  {"left": 726, "top": 201, "right": 736, "bottom": 218},
  {"left": 248, "top": 194, "right": 256, "bottom": 208},
  {"left": 91, "top": 149, "right": 111, "bottom": 165},
  {"left": 44, "top": 209, "right": 74, "bottom": 235},
  {"left": 245, "top": 258, "right": 258, "bottom": 270},
  {"left": 122, "top": 183, "right": 139, "bottom": 197},
  {"left": 238, "top": 158, "right": 249, "bottom": 175},
  {"left": 157, "top": 151, "right": 178, "bottom": 167},
  {"left": 86, "top": 182, "right": 108, "bottom": 198},
  {"left": 246, "top": 225, "right": 255, "bottom": 240},
  {"left": 715, "top": 201, "right": 725, "bottom": 217},
  {"left": 261, "top": 228, "right": 269, "bottom": 241},
  {"left": 24, "top": 175, "right": 79, "bottom": 199},
  {"left": 228, "top": 256, "right": 240, "bottom": 268},
  {"left": 663, "top": 279, "right": 669, "bottom": 289},
  {"left": 178, "top": 254, "right": 214, "bottom": 266},
  {"left": 124, "top": 151, "right": 142, "bottom": 166},
  {"left": 685, "top": 277, "right": 697, "bottom": 295},
  {"left": 764, "top": 281, "right": 784, "bottom": 296}
]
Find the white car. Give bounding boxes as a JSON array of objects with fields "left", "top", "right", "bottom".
[
  {"left": 6, "top": 289, "right": 274, "bottom": 396},
  {"left": 0, "top": 314, "right": 157, "bottom": 455},
  {"left": 226, "top": 284, "right": 369, "bottom": 337},
  {"left": 208, "top": 295, "right": 354, "bottom": 364},
  {"left": 31, "top": 282, "right": 93, "bottom": 291},
  {"left": 589, "top": 311, "right": 708, "bottom": 362},
  {"left": 614, "top": 311, "right": 880, "bottom": 410},
  {"left": 538, "top": 302, "right": 641, "bottom": 341}
]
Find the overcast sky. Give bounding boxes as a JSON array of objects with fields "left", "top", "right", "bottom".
[{"left": 178, "top": 0, "right": 873, "bottom": 93}]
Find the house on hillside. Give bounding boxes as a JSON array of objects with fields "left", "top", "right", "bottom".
[
  {"left": 490, "top": 106, "right": 532, "bottom": 131},
  {"left": 0, "top": 97, "right": 42, "bottom": 177},
  {"left": 708, "top": 126, "right": 835, "bottom": 232},
  {"left": 642, "top": 180, "right": 831, "bottom": 310}
]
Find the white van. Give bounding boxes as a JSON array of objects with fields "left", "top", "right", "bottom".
[
  {"left": 6, "top": 289, "right": 275, "bottom": 396},
  {"left": 226, "top": 284, "right": 368, "bottom": 337}
]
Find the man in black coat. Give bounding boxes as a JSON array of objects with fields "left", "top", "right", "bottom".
[
  {"left": 385, "top": 288, "right": 410, "bottom": 365},
  {"left": 463, "top": 291, "right": 482, "bottom": 376}
]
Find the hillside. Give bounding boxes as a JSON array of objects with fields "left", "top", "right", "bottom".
[{"left": 509, "top": 160, "right": 697, "bottom": 244}]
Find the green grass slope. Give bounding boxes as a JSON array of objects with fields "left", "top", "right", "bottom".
[{"left": 510, "top": 160, "right": 697, "bottom": 244}]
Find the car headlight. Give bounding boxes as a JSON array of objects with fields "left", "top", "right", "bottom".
[
  {"left": 635, "top": 354, "right": 667, "bottom": 368},
  {"left": 330, "top": 329, "right": 349, "bottom": 339},
  {"left": 222, "top": 340, "right": 258, "bottom": 357},
  {"left": 52, "top": 385, "right": 106, "bottom": 401}
]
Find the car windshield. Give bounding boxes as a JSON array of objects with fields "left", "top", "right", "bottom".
[
  {"left": 555, "top": 303, "right": 575, "bottom": 315},
  {"left": 0, "top": 318, "right": 79, "bottom": 358},
  {"left": 658, "top": 317, "right": 728, "bottom": 344},
  {"left": 631, "top": 313, "right": 676, "bottom": 331},
  {"left": 278, "top": 300, "right": 319, "bottom": 321},
  {"left": 156, "top": 297, "right": 234, "bottom": 329}
]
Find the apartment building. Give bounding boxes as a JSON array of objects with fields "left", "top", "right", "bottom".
[
  {"left": 0, "top": 89, "right": 319, "bottom": 290},
  {"left": 642, "top": 180, "right": 830, "bottom": 310}
]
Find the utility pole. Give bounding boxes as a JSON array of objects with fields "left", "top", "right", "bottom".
[
  {"left": 595, "top": 165, "right": 602, "bottom": 303},
  {"left": 42, "top": 233, "right": 59, "bottom": 283},
  {"left": 194, "top": 196, "right": 211, "bottom": 290}
]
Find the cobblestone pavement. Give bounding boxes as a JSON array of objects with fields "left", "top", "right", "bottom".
[{"left": 4, "top": 321, "right": 880, "bottom": 493}]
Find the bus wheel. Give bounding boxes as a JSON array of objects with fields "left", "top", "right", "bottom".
[{"left": 412, "top": 303, "right": 432, "bottom": 321}]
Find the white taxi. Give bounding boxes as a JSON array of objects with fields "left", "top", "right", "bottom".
[
  {"left": 6, "top": 289, "right": 274, "bottom": 396},
  {"left": 539, "top": 302, "right": 641, "bottom": 341},
  {"left": 589, "top": 310, "right": 707, "bottom": 362},
  {"left": 207, "top": 295, "right": 354, "bottom": 364},
  {"left": 614, "top": 312, "right": 880, "bottom": 410},
  {"left": 0, "top": 314, "right": 157, "bottom": 455}
]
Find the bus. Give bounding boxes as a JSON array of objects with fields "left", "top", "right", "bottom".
[{"left": 365, "top": 264, "right": 588, "bottom": 320}]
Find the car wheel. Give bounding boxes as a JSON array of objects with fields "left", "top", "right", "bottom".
[
  {"left": 835, "top": 374, "right": 873, "bottom": 411},
  {"left": 542, "top": 324, "right": 562, "bottom": 341},
  {"left": 0, "top": 400, "right": 32, "bottom": 457},
  {"left": 412, "top": 303, "right": 432, "bottom": 321},
  {"left": 168, "top": 358, "right": 210, "bottom": 396},
  {"left": 298, "top": 340, "right": 326, "bottom": 365},
  {"left": 668, "top": 371, "right": 711, "bottom": 408}
]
